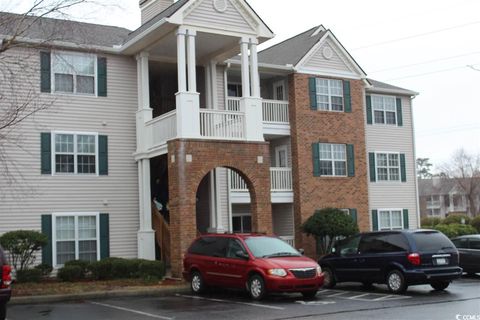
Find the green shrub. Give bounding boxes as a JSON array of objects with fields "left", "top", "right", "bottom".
[
  {"left": 471, "top": 216, "right": 480, "bottom": 233},
  {"left": 421, "top": 217, "right": 442, "bottom": 227},
  {"left": 16, "top": 268, "right": 43, "bottom": 283},
  {"left": 88, "top": 259, "right": 114, "bottom": 280},
  {"left": 433, "top": 224, "right": 478, "bottom": 238},
  {"left": 138, "top": 260, "right": 165, "bottom": 281},
  {"left": 443, "top": 215, "right": 471, "bottom": 225},
  {"left": 0, "top": 230, "right": 48, "bottom": 271},
  {"left": 34, "top": 263, "right": 53, "bottom": 277},
  {"left": 57, "top": 265, "right": 84, "bottom": 282},
  {"left": 64, "top": 260, "right": 90, "bottom": 277}
]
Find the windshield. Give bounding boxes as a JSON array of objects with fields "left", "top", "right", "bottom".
[
  {"left": 412, "top": 231, "right": 455, "bottom": 251},
  {"left": 244, "top": 237, "right": 301, "bottom": 258}
]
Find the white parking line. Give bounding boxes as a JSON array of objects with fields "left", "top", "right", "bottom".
[
  {"left": 175, "top": 294, "right": 285, "bottom": 310},
  {"left": 346, "top": 293, "right": 370, "bottom": 299},
  {"left": 88, "top": 301, "right": 173, "bottom": 320},
  {"left": 373, "top": 294, "right": 412, "bottom": 301},
  {"left": 317, "top": 289, "right": 412, "bottom": 301}
]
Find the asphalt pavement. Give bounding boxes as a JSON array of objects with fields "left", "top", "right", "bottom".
[{"left": 7, "top": 275, "right": 480, "bottom": 320}]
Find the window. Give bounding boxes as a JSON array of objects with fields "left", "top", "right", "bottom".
[
  {"left": 227, "top": 83, "right": 242, "bottom": 97},
  {"left": 378, "top": 210, "right": 403, "bottom": 230},
  {"left": 452, "top": 238, "right": 468, "bottom": 249},
  {"left": 53, "top": 132, "right": 98, "bottom": 175},
  {"left": 315, "top": 78, "right": 344, "bottom": 111},
  {"left": 188, "top": 237, "right": 228, "bottom": 257},
  {"left": 359, "top": 233, "right": 409, "bottom": 254},
  {"left": 428, "top": 208, "right": 441, "bottom": 216},
  {"left": 319, "top": 143, "right": 347, "bottom": 176},
  {"left": 372, "top": 95, "right": 397, "bottom": 125},
  {"left": 376, "top": 153, "right": 400, "bottom": 181},
  {"left": 52, "top": 52, "right": 96, "bottom": 95},
  {"left": 470, "top": 238, "right": 480, "bottom": 250},
  {"left": 54, "top": 213, "right": 99, "bottom": 266},
  {"left": 411, "top": 231, "right": 455, "bottom": 252},
  {"left": 226, "top": 239, "right": 247, "bottom": 259},
  {"left": 334, "top": 235, "right": 360, "bottom": 256},
  {"left": 232, "top": 214, "right": 252, "bottom": 233}
]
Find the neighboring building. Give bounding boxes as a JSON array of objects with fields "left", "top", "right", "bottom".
[
  {"left": 0, "top": 0, "right": 419, "bottom": 277},
  {"left": 419, "top": 178, "right": 477, "bottom": 219}
]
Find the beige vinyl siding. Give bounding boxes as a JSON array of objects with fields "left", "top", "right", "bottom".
[
  {"left": 366, "top": 95, "right": 419, "bottom": 229},
  {"left": 0, "top": 47, "right": 139, "bottom": 259},
  {"left": 272, "top": 204, "right": 294, "bottom": 237},
  {"left": 184, "top": 0, "right": 256, "bottom": 34},
  {"left": 216, "top": 66, "right": 226, "bottom": 110},
  {"left": 216, "top": 168, "right": 230, "bottom": 229},
  {"left": 303, "top": 39, "right": 355, "bottom": 74},
  {"left": 141, "top": 0, "right": 172, "bottom": 24}
]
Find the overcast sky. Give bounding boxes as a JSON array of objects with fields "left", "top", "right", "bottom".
[{"left": 4, "top": 0, "right": 480, "bottom": 172}]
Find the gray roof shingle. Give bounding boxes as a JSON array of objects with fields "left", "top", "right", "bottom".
[
  {"left": 0, "top": 11, "right": 130, "bottom": 48},
  {"left": 367, "top": 78, "right": 417, "bottom": 95}
]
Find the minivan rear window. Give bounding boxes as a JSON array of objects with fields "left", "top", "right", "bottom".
[
  {"left": 411, "top": 231, "right": 455, "bottom": 252},
  {"left": 189, "top": 237, "right": 229, "bottom": 257}
]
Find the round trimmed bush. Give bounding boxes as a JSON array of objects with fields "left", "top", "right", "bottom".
[
  {"left": 138, "top": 260, "right": 165, "bottom": 281},
  {"left": 58, "top": 265, "right": 84, "bottom": 282},
  {"left": 471, "top": 216, "right": 480, "bottom": 233},
  {"left": 16, "top": 268, "right": 42, "bottom": 283},
  {"left": 421, "top": 217, "right": 442, "bottom": 227},
  {"left": 443, "top": 215, "right": 471, "bottom": 225},
  {"left": 34, "top": 263, "right": 53, "bottom": 277},
  {"left": 434, "top": 223, "right": 478, "bottom": 238},
  {"left": 64, "top": 260, "right": 90, "bottom": 277}
]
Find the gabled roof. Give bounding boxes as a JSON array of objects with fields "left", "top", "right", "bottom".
[
  {"left": 0, "top": 12, "right": 130, "bottom": 48},
  {"left": 367, "top": 78, "right": 418, "bottom": 96},
  {"left": 418, "top": 178, "right": 475, "bottom": 196}
]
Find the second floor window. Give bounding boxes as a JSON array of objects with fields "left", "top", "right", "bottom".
[
  {"left": 376, "top": 153, "right": 400, "bottom": 181},
  {"left": 319, "top": 143, "right": 346, "bottom": 176},
  {"left": 54, "top": 133, "right": 97, "bottom": 175},
  {"left": 372, "top": 95, "right": 397, "bottom": 125},
  {"left": 52, "top": 52, "right": 96, "bottom": 95},
  {"left": 316, "top": 78, "right": 344, "bottom": 111}
]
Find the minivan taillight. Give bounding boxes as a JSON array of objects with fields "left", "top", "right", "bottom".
[
  {"left": 407, "top": 253, "right": 421, "bottom": 266},
  {"left": 1, "top": 265, "right": 12, "bottom": 288}
]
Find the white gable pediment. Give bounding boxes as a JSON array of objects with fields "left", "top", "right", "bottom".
[
  {"left": 297, "top": 32, "right": 366, "bottom": 79},
  {"left": 182, "top": 0, "right": 258, "bottom": 35}
]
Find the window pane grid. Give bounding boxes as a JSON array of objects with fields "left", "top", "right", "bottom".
[
  {"left": 315, "top": 78, "right": 343, "bottom": 111},
  {"left": 319, "top": 143, "right": 347, "bottom": 177},
  {"left": 372, "top": 95, "right": 397, "bottom": 125},
  {"left": 54, "top": 133, "right": 97, "bottom": 175},
  {"left": 379, "top": 210, "right": 404, "bottom": 230},
  {"left": 53, "top": 52, "right": 95, "bottom": 95},
  {"left": 376, "top": 153, "right": 400, "bottom": 181}
]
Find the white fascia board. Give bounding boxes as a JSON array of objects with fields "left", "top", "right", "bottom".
[
  {"left": 225, "top": 59, "right": 294, "bottom": 72},
  {"left": 120, "top": 18, "right": 168, "bottom": 53},
  {"left": 295, "top": 67, "right": 363, "bottom": 80},
  {"left": 367, "top": 87, "right": 419, "bottom": 97}
]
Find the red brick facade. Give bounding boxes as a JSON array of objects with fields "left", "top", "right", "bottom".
[
  {"left": 288, "top": 73, "right": 370, "bottom": 258},
  {"left": 167, "top": 139, "right": 272, "bottom": 277}
]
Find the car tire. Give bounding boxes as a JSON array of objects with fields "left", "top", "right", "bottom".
[
  {"left": 248, "top": 274, "right": 266, "bottom": 300},
  {"left": 386, "top": 270, "right": 407, "bottom": 294},
  {"left": 190, "top": 271, "right": 206, "bottom": 294},
  {"left": 323, "top": 267, "right": 336, "bottom": 289},
  {"left": 431, "top": 281, "right": 450, "bottom": 291},
  {"left": 301, "top": 290, "right": 318, "bottom": 299},
  {"left": 0, "top": 303, "right": 6, "bottom": 320}
]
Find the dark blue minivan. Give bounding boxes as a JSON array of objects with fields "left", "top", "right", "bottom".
[{"left": 319, "top": 230, "right": 462, "bottom": 293}]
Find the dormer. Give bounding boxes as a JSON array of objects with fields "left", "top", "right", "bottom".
[{"left": 140, "top": 0, "right": 174, "bottom": 24}]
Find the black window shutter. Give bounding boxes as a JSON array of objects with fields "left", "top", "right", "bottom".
[
  {"left": 99, "top": 135, "right": 108, "bottom": 175},
  {"left": 400, "top": 153, "right": 407, "bottom": 182},
  {"left": 97, "top": 57, "right": 107, "bottom": 97},
  {"left": 372, "top": 210, "right": 379, "bottom": 231},
  {"left": 366, "top": 95, "right": 373, "bottom": 124},
  {"left": 41, "top": 133, "right": 52, "bottom": 174},
  {"left": 40, "top": 51, "right": 51, "bottom": 93},
  {"left": 312, "top": 143, "right": 320, "bottom": 177},
  {"left": 347, "top": 144, "right": 355, "bottom": 177},
  {"left": 343, "top": 80, "right": 351, "bottom": 112},
  {"left": 396, "top": 97, "right": 403, "bottom": 126},
  {"left": 403, "top": 209, "right": 409, "bottom": 229},
  {"left": 41, "top": 215, "right": 53, "bottom": 266},
  {"left": 99, "top": 213, "right": 110, "bottom": 259},
  {"left": 369, "top": 152, "right": 376, "bottom": 182},
  {"left": 349, "top": 209, "right": 358, "bottom": 224},
  {"left": 309, "top": 77, "right": 317, "bottom": 110}
]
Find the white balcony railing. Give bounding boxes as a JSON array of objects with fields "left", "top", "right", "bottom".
[
  {"left": 270, "top": 167, "right": 293, "bottom": 191},
  {"left": 227, "top": 97, "right": 241, "bottom": 112},
  {"left": 263, "top": 100, "right": 289, "bottom": 124},
  {"left": 230, "top": 170, "right": 248, "bottom": 192},
  {"left": 146, "top": 110, "right": 177, "bottom": 148},
  {"left": 280, "top": 236, "right": 295, "bottom": 247},
  {"left": 200, "top": 109, "right": 245, "bottom": 140}
]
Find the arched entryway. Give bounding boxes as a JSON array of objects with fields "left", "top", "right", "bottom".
[{"left": 167, "top": 139, "right": 272, "bottom": 277}]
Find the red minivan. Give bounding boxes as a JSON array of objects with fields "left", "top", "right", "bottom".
[{"left": 183, "top": 234, "right": 324, "bottom": 300}]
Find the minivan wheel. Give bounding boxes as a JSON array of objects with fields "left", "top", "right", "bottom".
[
  {"left": 0, "top": 303, "right": 6, "bottom": 320},
  {"left": 190, "top": 271, "right": 206, "bottom": 294},
  {"left": 323, "top": 267, "right": 336, "bottom": 289},
  {"left": 431, "top": 281, "right": 450, "bottom": 291},
  {"left": 301, "top": 290, "right": 318, "bottom": 299},
  {"left": 248, "top": 274, "right": 266, "bottom": 300},
  {"left": 386, "top": 270, "right": 407, "bottom": 294}
]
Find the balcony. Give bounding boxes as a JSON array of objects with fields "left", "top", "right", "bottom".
[{"left": 230, "top": 168, "right": 293, "bottom": 203}]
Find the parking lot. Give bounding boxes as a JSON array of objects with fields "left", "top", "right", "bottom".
[{"left": 7, "top": 275, "right": 480, "bottom": 320}]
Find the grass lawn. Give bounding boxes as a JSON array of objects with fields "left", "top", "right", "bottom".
[{"left": 13, "top": 278, "right": 185, "bottom": 297}]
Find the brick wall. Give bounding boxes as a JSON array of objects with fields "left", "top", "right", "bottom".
[
  {"left": 288, "top": 73, "right": 369, "bottom": 258},
  {"left": 167, "top": 139, "right": 272, "bottom": 277}
]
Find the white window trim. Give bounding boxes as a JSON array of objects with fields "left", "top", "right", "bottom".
[
  {"left": 52, "top": 212, "right": 100, "bottom": 268},
  {"left": 273, "top": 80, "right": 286, "bottom": 101},
  {"left": 371, "top": 94, "right": 398, "bottom": 126},
  {"left": 51, "top": 131, "right": 99, "bottom": 176},
  {"left": 375, "top": 151, "right": 401, "bottom": 182},
  {"left": 319, "top": 143, "right": 347, "bottom": 177},
  {"left": 51, "top": 50, "right": 98, "bottom": 97},
  {"left": 378, "top": 208, "right": 404, "bottom": 231},
  {"left": 315, "top": 78, "right": 344, "bottom": 112}
]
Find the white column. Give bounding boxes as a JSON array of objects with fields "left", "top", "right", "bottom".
[
  {"left": 137, "top": 159, "right": 155, "bottom": 260},
  {"left": 214, "top": 168, "right": 225, "bottom": 232},
  {"left": 186, "top": 29, "right": 197, "bottom": 93},
  {"left": 249, "top": 38, "right": 260, "bottom": 98},
  {"left": 135, "top": 52, "right": 153, "bottom": 154},
  {"left": 208, "top": 171, "right": 217, "bottom": 232},
  {"left": 140, "top": 52, "right": 150, "bottom": 109},
  {"left": 449, "top": 194, "right": 454, "bottom": 212},
  {"left": 177, "top": 27, "right": 187, "bottom": 93},
  {"left": 240, "top": 37, "right": 250, "bottom": 97}
]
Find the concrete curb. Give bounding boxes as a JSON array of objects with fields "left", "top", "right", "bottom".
[{"left": 10, "top": 285, "right": 190, "bottom": 305}]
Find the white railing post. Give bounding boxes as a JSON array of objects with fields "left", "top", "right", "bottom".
[
  {"left": 270, "top": 168, "right": 293, "bottom": 191},
  {"left": 199, "top": 109, "right": 245, "bottom": 139},
  {"left": 262, "top": 100, "right": 290, "bottom": 124}
]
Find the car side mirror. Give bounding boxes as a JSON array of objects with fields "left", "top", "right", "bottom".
[
  {"left": 298, "top": 248, "right": 305, "bottom": 255},
  {"left": 235, "top": 250, "right": 249, "bottom": 260}
]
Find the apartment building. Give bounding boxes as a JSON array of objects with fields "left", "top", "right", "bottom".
[{"left": 0, "top": 0, "right": 419, "bottom": 277}]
